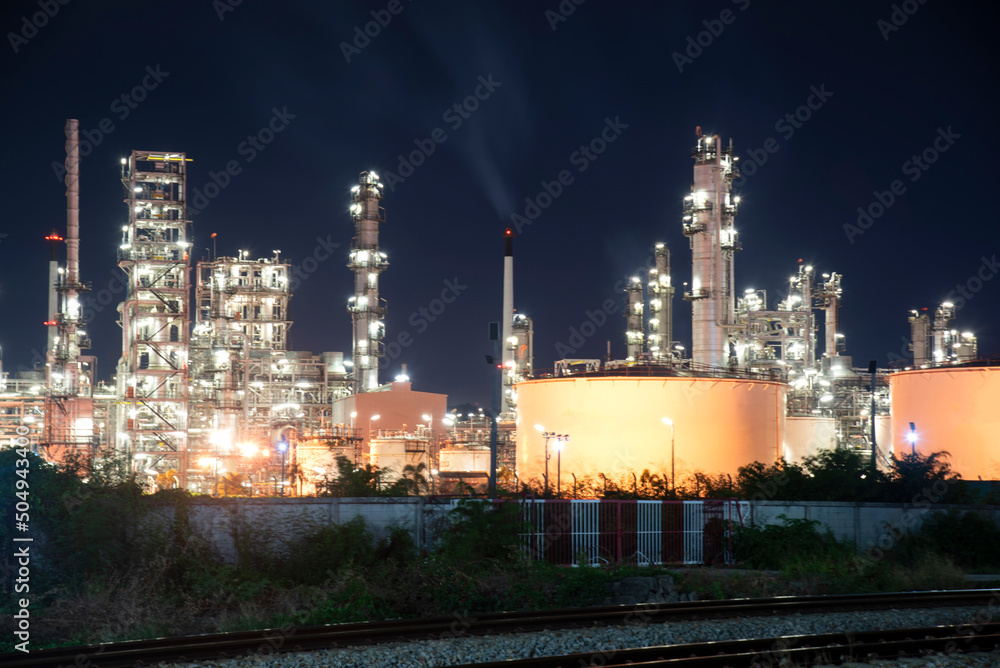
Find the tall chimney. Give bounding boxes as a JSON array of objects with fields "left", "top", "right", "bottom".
[{"left": 500, "top": 229, "right": 514, "bottom": 415}]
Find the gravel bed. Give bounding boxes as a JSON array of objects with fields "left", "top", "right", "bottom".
[{"left": 165, "top": 606, "right": 999, "bottom": 667}]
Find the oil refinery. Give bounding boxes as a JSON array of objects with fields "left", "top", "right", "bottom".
[{"left": 1, "top": 121, "right": 997, "bottom": 494}]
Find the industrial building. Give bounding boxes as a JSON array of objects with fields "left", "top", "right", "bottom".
[{"left": 1, "top": 122, "right": 996, "bottom": 494}]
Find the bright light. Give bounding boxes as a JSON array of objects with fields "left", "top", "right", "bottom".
[
  {"left": 421, "top": 414, "right": 431, "bottom": 422},
  {"left": 906, "top": 431, "right": 918, "bottom": 444},
  {"left": 661, "top": 417, "right": 673, "bottom": 426},
  {"left": 350, "top": 411, "right": 357, "bottom": 418},
  {"left": 238, "top": 443, "right": 257, "bottom": 457},
  {"left": 534, "top": 424, "right": 545, "bottom": 432},
  {"left": 371, "top": 414, "right": 381, "bottom": 420}
]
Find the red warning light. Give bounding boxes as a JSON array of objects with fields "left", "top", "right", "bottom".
[
  {"left": 43, "top": 320, "right": 56, "bottom": 326},
  {"left": 45, "top": 234, "right": 63, "bottom": 242},
  {"left": 505, "top": 229, "right": 512, "bottom": 236}
]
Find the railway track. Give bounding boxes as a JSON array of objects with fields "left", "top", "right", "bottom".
[
  {"left": 8, "top": 589, "right": 998, "bottom": 668},
  {"left": 449, "top": 623, "right": 1000, "bottom": 667}
]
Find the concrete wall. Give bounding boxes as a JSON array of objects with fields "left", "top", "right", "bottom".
[
  {"left": 151, "top": 497, "right": 458, "bottom": 564},
  {"left": 153, "top": 497, "right": 1000, "bottom": 565},
  {"left": 746, "top": 500, "right": 1000, "bottom": 554}
]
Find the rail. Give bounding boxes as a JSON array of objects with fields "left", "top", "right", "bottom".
[{"left": 9, "top": 590, "right": 997, "bottom": 668}]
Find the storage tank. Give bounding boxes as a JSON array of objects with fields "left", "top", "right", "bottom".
[
  {"left": 784, "top": 416, "right": 837, "bottom": 463},
  {"left": 888, "top": 365, "right": 1000, "bottom": 479},
  {"left": 439, "top": 446, "right": 491, "bottom": 474},
  {"left": 515, "top": 375, "right": 786, "bottom": 487},
  {"left": 368, "top": 433, "right": 430, "bottom": 482}
]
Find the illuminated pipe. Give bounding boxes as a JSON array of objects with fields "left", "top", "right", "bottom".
[
  {"left": 625, "top": 277, "right": 644, "bottom": 361},
  {"left": 347, "top": 171, "right": 388, "bottom": 392}
]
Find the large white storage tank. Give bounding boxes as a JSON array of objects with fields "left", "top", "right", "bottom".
[
  {"left": 888, "top": 365, "right": 1000, "bottom": 479},
  {"left": 368, "top": 432, "right": 431, "bottom": 482},
  {"left": 515, "top": 375, "right": 786, "bottom": 486},
  {"left": 439, "top": 446, "right": 491, "bottom": 474},
  {"left": 784, "top": 416, "right": 837, "bottom": 463}
]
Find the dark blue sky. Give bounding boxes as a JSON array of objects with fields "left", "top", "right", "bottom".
[{"left": 0, "top": 1, "right": 995, "bottom": 407}]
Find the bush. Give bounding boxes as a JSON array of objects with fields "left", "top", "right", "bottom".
[
  {"left": 734, "top": 515, "right": 854, "bottom": 570},
  {"left": 435, "top": 500, "right": 529, "bottom": 566}
]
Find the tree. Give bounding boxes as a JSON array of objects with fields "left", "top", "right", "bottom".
[
  {"left": 216, "top": 472, "right": 247, "bottom": 497},
  {"left": 318, "top": 456, "right": 400, "bottom": 497}
]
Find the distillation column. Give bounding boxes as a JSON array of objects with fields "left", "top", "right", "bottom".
[
  {"left": 908, "top": 309, "right": 931, "bottom": 365},
  {"left": 816, "top": 272, "right": 842, "bottom": 358},
  {"left": 347, "top": 172, "right": 388, "bottom": 393},
  {"left": 646, "top": 242, "right": 674, "bottom": 361},
  {"left": 683, "top": 132, "right": 740, "bottom": 368},
  {"left": 625, "top": 277, "right": 645, "bottom": 361}
]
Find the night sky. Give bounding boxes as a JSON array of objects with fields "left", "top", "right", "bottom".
[{"left": 1, "top": 1, "right": 996, "bottom": 407}]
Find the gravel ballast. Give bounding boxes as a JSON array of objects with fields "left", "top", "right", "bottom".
[{"left": 167, "top": 605, "right": 1000, "bottom": 667}]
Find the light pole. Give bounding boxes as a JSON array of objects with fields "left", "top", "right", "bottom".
[
  {"left": 369, "top": 414, "right": 380, "bottom": 443},
  {"left": 277, "top": 435, "right": 288, "bottom": 497},
  {"left": 350, "top": 411, "right": 357, "bottom": 432},
  {"left": 662, "top": 417, "right": 675, "bottom": 493},
  {"left": 535, "top": 424, "right": 552, "bottom": 495},
  {"left": 554, "top": 437, "right": 567, "bottom": 497},
  {"left": 907, "top": 421, "right": 917, "bottom": 455}
]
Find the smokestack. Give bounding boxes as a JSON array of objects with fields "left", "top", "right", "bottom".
[
  {"left": 65, "top": 120, "right": 80, "bottom": 295},
  {"left": 500, "top": 228, "right": 514, "bottom": 415}
]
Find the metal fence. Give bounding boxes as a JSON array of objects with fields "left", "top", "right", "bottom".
[{"left": 510, "top": 499, "right": 745, "bottom": 566}]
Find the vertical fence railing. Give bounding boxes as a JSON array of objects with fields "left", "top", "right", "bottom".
[{"left": 507, "top": 498, "right": 742, "bottom": 566}]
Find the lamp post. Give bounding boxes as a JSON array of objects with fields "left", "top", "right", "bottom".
[
  {"left": 554, "top": 437, "right": 567, "bottom": 497},
  {"left": 277, "top": 435, "right": 288, "bottom": 497},
  {"left": 907, "top": 421, "right": 917, "bottom": 455},
  {"left": 662, "top": 417, "right": 675, "bottom": 493},
  {"left": 350, "top": 411, "right": 357, "bottom": 432},
  {"left": 369, "top": 414, "right": 380, "bottom": 442},
  {"left": 535, "top": 424, "right": 552, "bottom": 495}
]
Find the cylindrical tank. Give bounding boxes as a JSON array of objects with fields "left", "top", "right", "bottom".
[
  {"left": 515, "top": 376, "right": 786, "bottom": 486},
  {"left": 369, "top": 436, "right": 430, "bottom": 482},
  {"left": 439, "top": 446, "right": 491, "bottom": 473},
  {"left": 875, "top": 414, "right": 891, "bottom": 461},
  {"left": 784, "top": 416, "right": 837, "bottom": 463},
  {"left": 888, "top": 366, "right": 1000, "bottom": 478}
]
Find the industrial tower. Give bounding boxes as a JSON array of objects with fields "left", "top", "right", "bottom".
[
  {"left": 116, "top": 151, "right": 192, "bottom": 484},
  {"left": 45, "top": 119, "right": 95, "bottom": 456},
  {"left": 347, "top": 171, "right": 388, "bottom": 393},
  {"left": 647, "top": 242, "right": 675, "bottom": 361},
  {"left": 683, "top": 132, "right": 741, "bottom": 368}
]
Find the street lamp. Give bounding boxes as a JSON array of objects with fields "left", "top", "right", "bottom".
[
  {"left": 276, "top": 435, "right": 288, "bottom": 497},
  {"left": 369, "top": 414, "right": 380, "bottom": 442},
  {"left": 907, "top": 421, "right": 918, "bottom": 455},
  {"left": 535, "top": 424, "right": 552, "bottom": 495},
  {"left": 350, "top": 411, "right": 357, "bottom": 431},
  {"left": 662, "top": 417, "right": 675, "bottom": 492},
  {"left": 554, "top": 437, "right": 568, "bottom": 497}
]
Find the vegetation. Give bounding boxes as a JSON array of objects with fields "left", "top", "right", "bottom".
[{"left": 1, "top": 445, "right": 995, "bottom": 653}]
